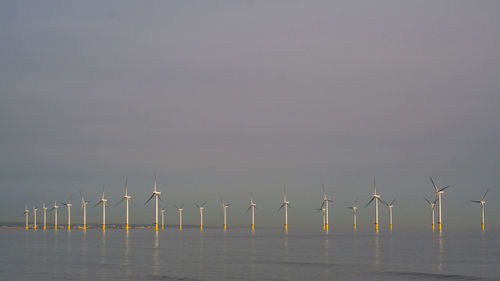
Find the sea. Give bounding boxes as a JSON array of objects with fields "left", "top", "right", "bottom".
[{"left": 0, "top": 227, "right": 498, "bottom": 281}]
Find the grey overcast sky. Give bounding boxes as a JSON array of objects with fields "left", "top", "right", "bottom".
[{"left": 1, "top": 1, "right": 500, "bottom": 228}]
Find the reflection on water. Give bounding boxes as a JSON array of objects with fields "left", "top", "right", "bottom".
[
  {"left": 374, "top": 232, "right": 380, "bottom": 271},
  {"left": 437, "top": 232, "right": 443, "bottom": 273},
  {"left": 124, "top": 232, "right": 131, "bottom": 276},
  {"left": 153, "top": 232, "right": 159, "bottom": 276}
]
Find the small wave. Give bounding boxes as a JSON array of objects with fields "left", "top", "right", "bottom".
[{"left": 383, "top": 270, "right": 488, "bottom": 280}]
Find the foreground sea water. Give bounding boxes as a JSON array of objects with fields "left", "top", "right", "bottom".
[{"left": 0, "top": 227, "right": 498, "bottom": 281}]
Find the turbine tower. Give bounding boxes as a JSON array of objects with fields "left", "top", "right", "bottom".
[
  {"left": 381, "top": 199, "right": 396, "bottom": 230},
  {"left": 80, "top": 192, "right": 89, "bottom": 230},
  {"left": 42, "top": 203, "right": 48, "bottom": 230},
  {"left": 221, "top": 198, "right": 230, "bottom": 231},
  {"left": 161, "top": 208, "right": 166, "bottom": 230},
  {"left": 471, "top": 189, "right": 489, "bottom": 230},
  {"left": 320, "top": 185, "right": 333, "bottom": 231},
  {"left": 50, "top": 201, "right": 59, "bottom": 230},
  {"left": 278, "top": 187, "right": 290, "bottom": 231},
  {"left": 116, "top": 178, "right": 132, "bottom": 231},
  {"left": 365, "top": 177, "right": 381, "bottom": 231},
  {"left": 62, "top": 200, "right": 72, "bottom": 230},
  {"left": 247, "top": 197, "right": 257, "bottom": 231},
  {"left": 194, "top": 201, "right": 207, "bottom": 231},
  {"left": 424, "top": 197, "right": 437, "bottom": 230},
  {"left": 94, "top": 187, "right": 108, "bottom": 231},
  {"left": 347, "top": 199, "right": 358, "bottom": 230},
  {"left": 24, "top": 206, "right": 29, "bottom": 230},
  {"left": 175, "top": 205, "right": 184, "bottom": 231},
  {"left": 430, "top": 177, "right": 450, "bottom": 232},
  {"left": 145, "top": 175, "right": 161, "bottom": 231},
  {"left": 32, "top": 206, "right": 38, "bottom": 230}
]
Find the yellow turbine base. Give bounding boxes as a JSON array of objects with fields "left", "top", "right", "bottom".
[
  {"left": 34, "top": 225, "right": 37, "bottom": 230},
  {"left": 251, "top": 224, "right": 254, "bottom": 231},
  {"left": 322, "top": 224, "right": 325, "bottom": 230},
  {"left": 223, "top": 224, "right": 226, "bottom": 231},
  {"left": 125, "top": 224, "right": 128, "bottom": 231},
  {"left": 68, "top": 225, "right": 70, "bottom": 231},
  {"left": 83, "top": 224, "right": 86, "bottom": 231},
  {"left": 285, "top": 224, "right": 288, "bottom": 231},
  {"left": 431, "top": 223, "right": 434, "bottom": 231},
  {"left": 179, "top": 225, "right": 182, "bottom": 231},
  {"left": 481, "top": 223, "right": 484, "bottom": 230},
  {"left": 102, "top": 224, "right": 105, "bottom": 231},
  {"left": 375, "top": 222, "right": 378, "bottom": 231},
  {"left": 162, "top": 225, "right": 164, "bottom": 230},
  {"left": 353, "top": 224, "right": 356, "bottom": 231},
  {"left": 389, "top": 224, "right": 392, "bottom": 230},
  {"left": 44, "top": 225, "right": 46, "bottom": 230},
  {"left": 55, "top": 225, "right": 57, "bottom": 230},
  {"left": 154, "top": 223, "right": 158, "bottom": 232},
  {"left": 325, "top": 224, "right": 328, "bottom": 231},
  {"left": 200, "top": 225, "right": 203, "bottom": 231},
  {"left": 25, "top": 225, "right": 28, "bottom": 230},
  {"left": 438, "top": 222, "right": 442, "bottom": 231}
]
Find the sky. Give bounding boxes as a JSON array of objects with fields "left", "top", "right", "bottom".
[{"left": 1, "top": 1, "right": 500, "bottom": 229}]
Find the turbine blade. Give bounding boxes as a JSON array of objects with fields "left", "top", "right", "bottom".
[
  {"left": 380, "top": 199, "right": 388, "bottom": 206},
  {"left": 144, "top": 194, "right": 154, "bottom": 205},
  {"left": 277, "top": 204, "right": 284, "bottom": 212},
  {"left": 470, "top": 200, "right": 481, "bottom": 203},
  {"left": 482, "top": 189, "right": 489, "bottom": 200},
  {"left": 246, "top": 206, "right": 251, "bottom": 213},
  {"left": 390, "top": 199, "right": 396, "bottom": 205},
  {"left": 201, "top": 201, "right": 207, "bottom": 207},
  {"left": 364, "top": 197, "right": 375, "bottom": 208},
  {"left": 115, "top": 197, "right": 126, "bottom": 207},
  {"left": 194, "top": 203, "right": 200, "bottom": 208},
  {"left": 439, "top": 185, "right": 450, "bottom": 192},
  {"left": 93, "top": 201, "right": 102, "bottom": 208},
  {"left": 424, "top": 197, "right": 431, "bottom": 205},
  {"left": 158, "top": 195, "right": 162, "bottom": 201},
  {"left": 430, "top": 176, "right": 438, "bottom": 192}
]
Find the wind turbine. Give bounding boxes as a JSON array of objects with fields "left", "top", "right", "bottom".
[
  {"left": 62, "top": 200, "right": 72, "bottom": 230},
  {"left": 194, "top": 201, "right": 207, "bottom": 231},
  {"left": 32, "top": 206, "right": 38, "bottom": 230},
  {"left": 24, "top": 206, "right": 29, "bottom": 230},
  {"left": 145, "top": 175, "right": 161, "bottom": 231},
  {"left": 278, "top": 187, "right": 290, "bottom": 231},
  {"left": 381, "top": 199, "right": 396, "bottom": 230},
  {"left": 175, "top": 205, "right": 184, "bottom": 231},
  {"left": 42, "top": 203, "right": 48, "bottom": 230},
  {"left": 365, "top": 177, "right": 382, "bottom": 231},
  {"left": 221, "top": 198, "right": 230, "bottom": 231},
  {"left": 116, "top": 178, "right": 132, "bottom": 231},
  {"left": 80, "top": 192, "right": 89, "bottom": 230},
  {"left": 424, "top": 197, "right": 437, "bottom": 230},
  {"left": 347, "top": 199, "right": 358, "bottom": 230},
  {"left": 49, "top": 201, "right": 59, "bottom": 230},
  {"left": 94, "top": 186, "right": 108, "bottom": 231},
  {"left": 430, "top": 177, "right": 450, "bottom": 232},
  {"left": 320, "top": 185, "right": 333, "bottom": 231},
  {"left": 161, "top": 208, "right": 166, "bottom": 230},
  {"left": 471, "top": 189, "right": 489, "bottom": 230},
  {"left": 246, "top": 196, "right": 257, "bottom": 231}
]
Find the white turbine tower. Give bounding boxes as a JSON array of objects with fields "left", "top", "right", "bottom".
[
  {"left": 24, "top": 206, "right": 29, "bottom": 230},
  {"left": 42, "top": 203, "right": 48, "bottom": 230},
  {"left": 365, "top": 177, "right": 382, "bottom": 231},
  {"left": 145, "top": 175, "right": 161, "bottom": 232},
  {"left": 320, "top": 185, "right": 333, "bottom": 231},
  {"left": 471, "top": 189, "right": 489, "bottom": 230},
  {"left": 221, "top": 198, "right": 230, "bottom": 231},
  {"left": 116, "top": 178, "right": 132, "bottom": 231},
  {"left": 381, "top": 199, "right": 396, "bottom": 230},
  {"left": 246, "top": 197, "right": 257, "bottom": 231},
  {"left": 175, "top": 205, "right": 184, "bottom": 231},
  {"left": 347, "top": 199, "right": 358, "bottom": 231},
  {"left": 32, "top": 206, "right": 38, "bottom": 230},
  {"left": 49, "top": 201, "right": 59, "bottom": 230},
  {"left": 161, "top": 208, "right": 166, "bottom": 230},
  {"left": 424, "top": 197, "right": 437, "bottom": 231},
  {"left": 194, "top": 201, "right": 207, "bottom": 231},
  {"left": 94, "top": 187, "right": 108, "bottom": 231},
  {"left": 62, "top": 200, "right": 72, "bottom": 230},
  {"left": 80, "top": 192, "right": 89, "bottom": 230},
  {"left": 430, "top": 177, "right": 450, "bottom": 232},
  {"left": 278, "top": 187, "right": 290, "bottom": 231}
]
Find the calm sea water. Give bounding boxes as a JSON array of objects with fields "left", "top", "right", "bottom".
[{"left": 0, "top": 227, "right": 498, "bottom": 281}]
